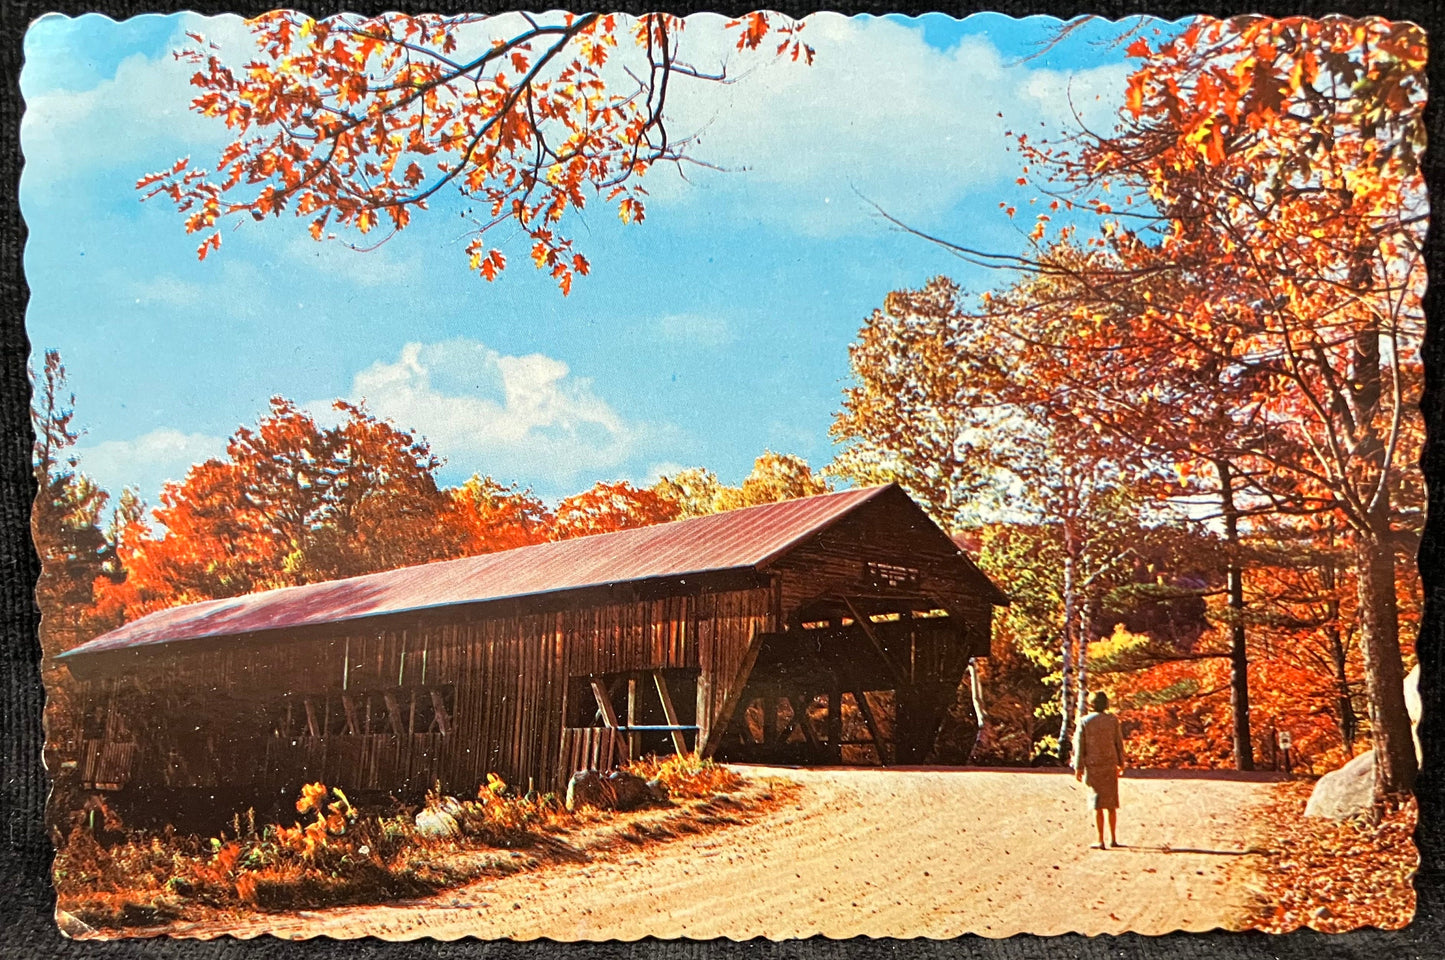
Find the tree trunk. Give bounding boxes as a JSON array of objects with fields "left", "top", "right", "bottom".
[
  {"left": 1215, "top": 458, "right": 1254, "bottom": 771},
  {"left": 1320, "top": 560, "right": 1358, "bottom": 755},
  {"left": 1075, "top": 598, "right": 1094, "bottom": 728},
  {"left": 1349, "top": 313, "right": 1415, "bottom": 799},
  {"left": 1327, "top": 622, "right": 1358, "bottom": 755},
  {"left": 1357, "top": 530, "right": 1416, "bottom": 797},
  {"left": 1057, "top": 523, "right": 1079, "bottom": 766}
]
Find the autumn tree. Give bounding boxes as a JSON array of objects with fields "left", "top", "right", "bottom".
[
  {"left": 1006, "top": 16, "right": 1425, "bottom": 797},
  {"left": 447, "top": 475, "right": 553, "bottom": 554},
  {"left": 882, "top": 16, "right": 1423, "bottom": 796},
  {"left": 552, "top": 480, "right": 680, "bottom": 540},
  {"left": 830, "top": 278, "right": 1162, "bottom": 763},
  {"left": 138, "top": 11, "right": 812, "bottom": 292},
  {"left": 30, "top": 350, "right": 111, "bottom": 752},
  {"left": 101, "top": 397, "right": 456, "bottom": 619},
  {"left": 655, "top": 451, "right": 831, "bottom": 518}
]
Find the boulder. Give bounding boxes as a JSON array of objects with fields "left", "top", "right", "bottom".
[
  {"left": 646, "top": 778, "right": 671, "bottom": 804},
  {"left": 1405, "top": 664, "right": 1422, "bottom": 765},
  {"left": 565, "top": 770, "right": 613, "bottom": 811},
  {"left": 1304, "top": 749, "right": 1375, "bottom": 820},
  {"left": 414, "top": 807, "right": 462, "bottom": 838},
  {"left": 605, "top": 771, "right": 654, "bottom": 811},
  {"left": 55, "top": 909, "right": 94, "bottom": 939}
]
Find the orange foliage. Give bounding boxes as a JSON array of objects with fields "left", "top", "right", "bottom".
[
  {"left": 552, "top": 480, "right": 680, "bottom": 540},
  {"left": 137, "top": 12, "right": 812, "bottom": 291}
]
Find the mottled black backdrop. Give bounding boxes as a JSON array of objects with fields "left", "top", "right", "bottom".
[{"left": 2, "top": 0, "right": 1441, "bottom": 957}]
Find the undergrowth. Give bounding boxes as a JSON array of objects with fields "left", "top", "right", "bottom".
[{"left": 53, "top": 757, "right": 745, "bottom": 931}]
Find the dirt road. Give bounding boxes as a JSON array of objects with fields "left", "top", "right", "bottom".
[{"left": 186, "top": 767, "right": 1278, "bottom": 940}]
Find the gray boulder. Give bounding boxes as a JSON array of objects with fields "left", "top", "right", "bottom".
[
  {"left": 55, "top": 909, "right": 94, "bottom": 939},
  {"left": 605, "top": 770, "right": 654, "bottom": 811},
  {"left": 646, "top": 778, "right": 671, "bottom": 803},
  {"left": 1304, "top": 749, "right": 1375, "bottom": 820},
  {"left": 414, "top": 806, "right": 462, "bottom": 838},
  {"left": 565, "top": 770, "right": 613, "bottom": 811},
  {"left": 1405, "top": 664, "right": 1422, "bottom": 765}
]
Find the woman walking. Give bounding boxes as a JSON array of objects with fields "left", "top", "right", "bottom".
[{"left": 1073, "top": 691, "right": 1126, "bottom": 849}]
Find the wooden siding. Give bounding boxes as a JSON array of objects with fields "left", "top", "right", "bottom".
[{"left": 82, "top": 585, "right": 774, "bottom": 795}]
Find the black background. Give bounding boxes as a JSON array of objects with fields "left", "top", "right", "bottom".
[{"left": 2, "top": 1, "right": 1441, "bottom": 957}]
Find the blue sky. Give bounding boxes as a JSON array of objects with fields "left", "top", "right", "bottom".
[{"left": 21, "top": 12, "right": 1155, "bottom": 507}]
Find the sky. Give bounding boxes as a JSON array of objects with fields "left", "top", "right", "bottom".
[{"left": 20, "top": 11, "right": 1160, "bottom": 508}]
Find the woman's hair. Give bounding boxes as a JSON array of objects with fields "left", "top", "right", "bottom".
[{"left": 1092, "top": 691, "right": 1110, "bottom": 712}]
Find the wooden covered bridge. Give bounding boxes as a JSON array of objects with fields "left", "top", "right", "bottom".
[{"left": 60, "top": 484, "right": 1007, "bottom": 804}]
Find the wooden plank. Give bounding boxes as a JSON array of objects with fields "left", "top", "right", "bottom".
[{"left": 652, "top": 671, "right": 690, "bottom": 755}]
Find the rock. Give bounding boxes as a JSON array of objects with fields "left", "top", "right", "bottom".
[
  {"left": 565, "top": 770, "right": 613, "bottom": 811},
  {"left": 55, "top": 909, "right": 94, "bottom": 938},
  {"left": 1405, "top": 664, "right": 1422, "bottom": 765},
  {"left": 414, "top": 807, "right": 462, "bottom": 838},
  {"left": 645, "top": 778, "right": 670, "bottom": 803},
  {"left": 1304, "top": 749, "right": 1375, "bottom": 820},
  {"left": 605, "top": 771, "right": 654, "bottom": 811}
]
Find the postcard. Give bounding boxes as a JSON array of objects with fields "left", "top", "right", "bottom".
[{"left": 22, "top": 9, "right": 1422, "bottom": 940}]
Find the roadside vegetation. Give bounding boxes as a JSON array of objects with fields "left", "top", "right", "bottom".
[{"left": 53, "top": 756, "right": 764, "bottom": 933}]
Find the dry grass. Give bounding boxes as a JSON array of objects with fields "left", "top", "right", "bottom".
[{"left": 54, "top": 758, "right": 758, "bottom": 933}]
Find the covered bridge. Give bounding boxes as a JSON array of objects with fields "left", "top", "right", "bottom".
[{"left": 60, "top": 484, "right": 1007, "bottom": 804}]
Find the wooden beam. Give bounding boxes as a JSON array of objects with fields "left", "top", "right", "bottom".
[
  {"left": 700, "top": 628, "right": 770, "bottom": 758},
  {"left": 590, "top": 678, "right": 630, "bottom": 762},
  {"left": 786, "top": 695, "right": 823, "bottom": 749},
  {"left": 851, "top": 689, "right": 887, "bottom": 766},
  {"left": 429, "top": 690, "right": 451, "bottom": 735},
  {"left": 383, "top": 693, "right": 406, "bottom": 737},
  {"left": 844, "top": 597, "right": 906, "bottom": 687},
  {"left": 342, "top": 694, "right": 359, "bottom": 736},
  {"left": 653, "top": 671, "right": 690, "bottom": 755}
]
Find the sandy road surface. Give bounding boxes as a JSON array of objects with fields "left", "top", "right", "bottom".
[{"left": 186, "top": 767, "right": 1278, "bottom": 941}]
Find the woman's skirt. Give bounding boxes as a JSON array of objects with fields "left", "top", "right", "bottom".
[{"left": 1084, "top": 764, "right": 1120, "bottom": 810}]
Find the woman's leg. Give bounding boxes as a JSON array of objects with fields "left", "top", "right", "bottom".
[
  {"left": 1093, "top": 808, "right": 1105, "bottom": 846},
  {"left": 1107, "top": 808, "right": 1118, "bottom": 846}
]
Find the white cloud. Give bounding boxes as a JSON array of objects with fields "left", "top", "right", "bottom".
[
  {"left": 644, "top": 13, "right": 1130, "bottom": 234},
  {"left": 76, "top": 428, "right": 227, "bottom": 503},
  {"left": 21, "top": 14, "right": 255, "bottom": 193},
  {"left": 333, "top": 339, "right": 637, "bottom": 487}
]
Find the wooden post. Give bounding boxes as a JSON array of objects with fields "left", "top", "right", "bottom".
[
  {"left": 827, "top": 677, "right": 843, "bottom": 762},
  {"left": 627, "top": 676, "right": 640, "bottom": 758},
  {"left": 851, "top": 689, "right": 887, "bottom": 766},
  {"left": 653, "top": 671, "right": 691, "bottom": 756}
]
